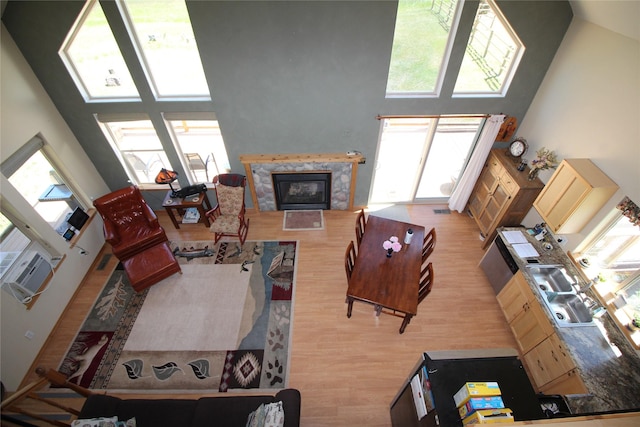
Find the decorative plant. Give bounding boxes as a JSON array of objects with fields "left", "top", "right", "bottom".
[
  {"left": 530, "top": 147, "right": 558, "bottom": 171},
  {"left": 383, "top": 236, "right": 402, "bottom": 256}
]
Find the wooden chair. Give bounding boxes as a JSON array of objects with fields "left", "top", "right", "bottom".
[
  {"left": 418, "top": 262, "right": 434, "bottom": 304},
  {"left": 205, "top": 174, "right": 250, "bottom": 245},
  {"left": 355, "top": 209, "right": 366, "bottom": 249},
  {"left": 422, "top": 227, "right": 437, "bottom": 263},
  {"left": 345, "top": 240, "right": 356, "bottom": 282}
]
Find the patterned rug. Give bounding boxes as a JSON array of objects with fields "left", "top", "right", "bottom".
[
  {"left": 58, "top": 240, "right": 297, "bottom": 392},
  {"left": 282, "top": 209, "right": 324, "bottom": 230}
]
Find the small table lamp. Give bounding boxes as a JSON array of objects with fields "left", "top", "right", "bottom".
[{"left": 155, "top": 168, "right": 179, "bottom": 198}]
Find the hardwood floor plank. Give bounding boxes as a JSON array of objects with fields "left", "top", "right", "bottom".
[{"left": 20, "top": 204, "right": 517, "bottom": 427}]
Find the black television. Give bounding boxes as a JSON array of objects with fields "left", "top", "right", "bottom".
[{"left": 67, "top": 207, "right": 89, "bottom": 230}]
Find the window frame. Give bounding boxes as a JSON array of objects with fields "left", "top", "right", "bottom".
[
  {"left": 573, "top": 206, "right": 640, "bottom": 325},
  {"left": 58, "top": 0, "right": 141, "bottom": 103},
  {"left": 163, "top": 113, "right": 231, "bottom": 185},
  {"left": 95, "top": 114, "right": 174, "bottom": 187},
  {"left": 115, "top": 0, "right": 211, "bottom": 101},
  {"left": 385, "top": 0, "right": 464, "bottom": 98},
  {"left": 452, "top": 0, "right": 525, "bottom": 97},
  {"left": 1, "top": 135, "right": 88, "bottom": 238}
]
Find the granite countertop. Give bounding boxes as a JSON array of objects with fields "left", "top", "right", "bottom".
[{"left": 497, "top": 227, "right": 640, "bottom": 414}]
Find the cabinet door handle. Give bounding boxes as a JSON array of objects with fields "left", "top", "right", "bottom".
[
  {"left": 537, "top": 360, "right": 544, "bottom": 371},
  {"left": 551, "top": 350, "right": 558, "bottom": 362}
]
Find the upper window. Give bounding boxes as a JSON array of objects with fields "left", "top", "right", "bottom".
[
  {"left": 117, "top": 0, "right": 210, "bottom": 100},
  {"left": 453, "top": 0, "right": 524, "bottom": 96},
  {"left": 164, "top": 115, "right": 231, "bottom": 184},
  {"left": 386, "top": 0, "right": 462, "bottom": 97},
  {"left": 59, "top": 0, "right": 140, "bottom": 102},
  {"left": 97, "top": 116, "right": 173, "bottom": 185}
]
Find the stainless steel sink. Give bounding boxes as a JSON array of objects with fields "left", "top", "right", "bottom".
[
  {"left": 526, "top": 265, "right": 575, "bottom": 293},
  {"left": 543, "top": 293, "right": 594, "bottom": 327},
  {"left": 526, "top": 265, "right": 596, "bottom": 327}
]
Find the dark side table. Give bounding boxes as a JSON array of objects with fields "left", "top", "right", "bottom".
[{"left": 162, "top": 190, "right": 212, "bottom": 229}]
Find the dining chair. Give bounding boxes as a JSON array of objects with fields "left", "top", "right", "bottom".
[
  {"left": 418, "top": 262, "right": 434, "bottom": 304},
  {"left": 344, "top": 240, "right": 356, "bottom": 282},
  {"left": 355, "top": 209, "right": 366, "bottom": 249},
  {"left": 422, "top": 227, "right": 437, "bottom": 263}
]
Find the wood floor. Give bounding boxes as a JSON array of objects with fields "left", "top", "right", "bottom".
[{"left": 20, "top": 204, "right": 518, "bottom": 427}]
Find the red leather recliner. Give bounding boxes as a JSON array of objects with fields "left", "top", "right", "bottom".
[
  {"left": 94, "top": 186, "right": 180, "bottom": 292},
  {"left": 94, "top": 186, "right": 167, "bottom": 260}
]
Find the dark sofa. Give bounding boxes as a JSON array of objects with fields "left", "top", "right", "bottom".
[
  {"left": 78, "top": 389, "right": 301, "bottom": 427},
  {"left": 31, "top": 368, "right": 300, "bottom": 427}
]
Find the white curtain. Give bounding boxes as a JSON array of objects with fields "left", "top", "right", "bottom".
[{"left": 448, "top": 114, "right": 505, "bottom": 213}]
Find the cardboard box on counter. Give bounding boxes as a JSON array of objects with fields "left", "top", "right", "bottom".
[
  {"left": 462, "top": 408, "right": 513, "bottom": 425},
  {"left": 454, "top": 382, "right": 501, "bottom": 407}
]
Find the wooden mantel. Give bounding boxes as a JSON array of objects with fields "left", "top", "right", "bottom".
[{"left": 239, "top": 153, "right": 365, "bottom": 211}]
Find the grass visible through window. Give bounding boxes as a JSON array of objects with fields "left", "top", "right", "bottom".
[{"left": 386, "top": 0, "right": 454, "bottom": 94}]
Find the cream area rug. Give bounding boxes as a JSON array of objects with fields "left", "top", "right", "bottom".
[
  {"left": 58, "top": 240, "right": 297, "bottom": 392},
  {"left": 282, "top": 209, "right": 324, "bottom": 230}
]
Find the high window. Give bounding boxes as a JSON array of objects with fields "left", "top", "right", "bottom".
[
  {"left": 386, "top": 0, "right": 523, "bottom": 98},
  {"left": 60, "top": 0, "right": 210, "bottom": 102},
  {"left": 59, "top": 0, "right": 140, "bottom": 101},
  {"left": 386, "top": 0, "right": 462, "bottom": 96},
  {"left": 116, "top": 0, "right": 210, "bottom": 100},
  {"left": 453, "top": 0, "right": 524, "bottom": 96}
]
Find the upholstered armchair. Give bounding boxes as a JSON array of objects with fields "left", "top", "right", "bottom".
[
  {"left": 205, "top": 174, "right": 250, "bottom": 245},
  {"left": 94, "top": 186, "right": 180, "bottom": 292},
  {"left": 93, "top": 186, "right": 168, "bottom": 260}
]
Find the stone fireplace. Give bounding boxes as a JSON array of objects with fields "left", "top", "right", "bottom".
[
  {"left": 272, "top": 172, "right": 332, "bottom": 210},
  {"left": 239, "top": 153, "right": 365, "bottom": 212}
]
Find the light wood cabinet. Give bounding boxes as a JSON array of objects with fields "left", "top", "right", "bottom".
[
  {"left": 468, "top": 149, "right": 544, "bottom": 248},
  {"left": 533, "top": 158, "right": 618, "bottom": 234},
  {"left": 497, "top": 272, "right": 587, "bottom": 394},
  {"left": 523, "top": 333, "right": 577, "bottom": 388},
  {"left": 498, "top": 272, "right": 554, "bottom": 354},
  {"left": 539, "top": 368, "right": 587, "bottom": 395}
]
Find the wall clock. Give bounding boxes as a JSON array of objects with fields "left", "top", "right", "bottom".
[{"left": 508, "top": 137, "right": 528, "bottom": 158}]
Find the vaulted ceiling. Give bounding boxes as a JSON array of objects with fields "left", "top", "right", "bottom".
[{"left": 570, "top": 0, "right": 640, "bottom": 41}]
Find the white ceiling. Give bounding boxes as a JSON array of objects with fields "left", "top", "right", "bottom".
[{"left": 570, "top": 0, "right": 640, "bottom": 41}]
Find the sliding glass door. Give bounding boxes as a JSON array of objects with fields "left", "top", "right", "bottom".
[{"left": 369, "top": 116, "right": 484, "bottom": 204}]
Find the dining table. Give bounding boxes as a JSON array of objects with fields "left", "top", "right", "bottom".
[{"left": 346, "top": 215, "right": 425, "bottom": 334}]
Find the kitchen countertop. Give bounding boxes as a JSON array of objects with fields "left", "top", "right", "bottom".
[{"left": 497, "top": 226, "right": 640, "bottom": 414}]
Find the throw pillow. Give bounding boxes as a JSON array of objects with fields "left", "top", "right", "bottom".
[
  {"left": 71, "top": 417, "right": 118, "bottom": 427},
  {"left": 245, "top": 402, "right": 284, "bottom": 427},
  {"left": 71, "top": 417, "right": 136, "bottom": 427},
  {"left": 263, "top": 401, "right": 285, "bottom": 427}
]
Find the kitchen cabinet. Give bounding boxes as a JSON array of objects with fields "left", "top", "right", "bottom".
[
  {"left": 523, "top": 333, "right": 577, "bottom": 388},
  {"left": 533, "top": 159, "right": 618, "bottom": 234},
  {"left": 497, "top": 272, "right": 587, "bottom": 395},
  {"left": 498, "top": 272, "right": 554, "bottom": 354},
  {"left": 468, "top": 149, "right": 544, "bottom": 248}
]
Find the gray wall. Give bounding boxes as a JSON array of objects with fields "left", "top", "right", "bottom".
[{"left": 2, "top": 0, "right": 572, "bottom": 207}]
